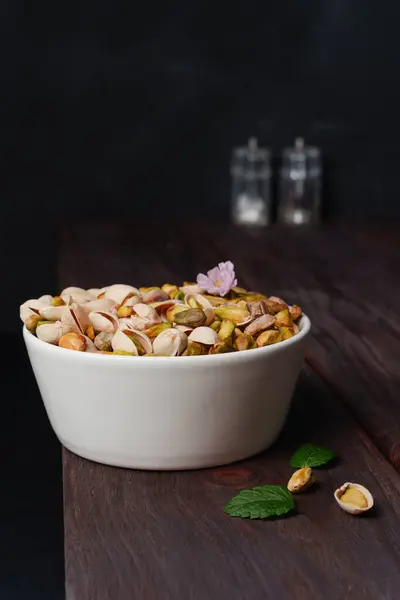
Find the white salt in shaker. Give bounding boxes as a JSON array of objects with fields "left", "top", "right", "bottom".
[
  {"left": 277, "top": 137, "right": 322, "bottom": 225},
  {"left": 231, "top": 138, "right": 271, "bottom": 226}
]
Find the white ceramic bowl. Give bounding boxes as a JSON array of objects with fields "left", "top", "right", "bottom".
[{"left": 23, "top": 315, "right": 310, "bottom": 470}]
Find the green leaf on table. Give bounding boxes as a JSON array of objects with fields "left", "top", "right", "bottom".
[
  {"left": 290, "top": 443, "right": 335, "bottom": 468},
  {"left": 224, "top": 485, "right": 295, "bottom": 519}
]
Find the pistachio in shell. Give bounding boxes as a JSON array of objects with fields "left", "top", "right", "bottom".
[
  {"left": 25, "top": 313, "right": 43, "bottom": 333},
  {"left": 214, "top": 305, "right": 252, "bottom": 326},
  {"left": 142, "top": 322, "right": 172, "bottom": 340},
  {"left": 334, "top": 483, "right": 373, "bottom": 515},
  {"left": 174, "top": 307, "right": 207, "bottom": 328}
]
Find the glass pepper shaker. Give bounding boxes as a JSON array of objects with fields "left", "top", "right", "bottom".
[
  {"left": 231, "top": 137, "right": 271, "bottom": 226},
  {"left": 277, "top": 137, "right": 322, "bottom": 225}
]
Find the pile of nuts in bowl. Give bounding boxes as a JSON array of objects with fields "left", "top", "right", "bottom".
[{"left": 20, "top": 261, "right": 302, "bottom": 357}]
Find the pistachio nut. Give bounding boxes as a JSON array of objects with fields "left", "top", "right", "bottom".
[
  {"left": 36, "top": 321, "right": 71, "bottom": 344},
  {"left": 230, "top": 286, "right": 249, "bottom": 296},
  {"left": 174, "top": 307, "right": 207, "bottom": 328},
  {"left": 38, "top": 304, "right": 67, "bottom": 321},
  {"left": 142, "top": 322, "right": 172, "bottom": 339},
  {"left": 214, "top": 305, "right": 252, "bottom": 325},
  {"left": 202, "top": 295, "right": 229, "bottom": 307},
  {"left": 241, "top": 294, "right": 267, "bottom": 302},
  {"left": 117, "top": 305, "right": 134, "bottom": 318},
  {"left": 20, "top": 298, "right": 47, "bottom": 322},
  {"left": 112, "top": 328, "right": 152, "bottom": 356},
  {"left": 179, "top": 283, "right": 203, "bottom": 295},
  {"left": 86, "top": 324, "right": 95, "bottom": 340},
  {"left": 20, "top": 270, "right": 304, "bottom": 356},
  {"left": 166, "top": 304, "right": 189, "bottom": 323},
  {"left": 171, "top": 290, "right": 185, "bottom": 301},
  {"left": 218, "top": 319, "right": 236, "bottom": 343},
  {"left": 210, "top": 320, "right": 221, "bottom": 333},
  {"left": 89, "top": 311, "right": 119, "bottom": 334},
  {"left": 290, "top": 304, "right": 302, "bottom": 322},
  {"left": 185, "top": 293, "right": 213, "bottom": 310},
  {"left": 274, "top": 308, "right": 293, "bottom": 327},
  {"left": 86, "top": 288, "right": 101, "bottom": 298},
  {"left": 51, "top": 296, "right": 66, "bottom": 307},
  {"left": 94, "top": 331, "right": 113, "bottom": 351},
  {"left": 175, "top": 324, "right": 194, "bottom": 335},
  {"left": 287, "top": 468, "right": 315, "bottom": 493},
  {"left": 81, "top": 297, "right": 115, "bottom": 313},
  {"left": 58, "top": 332, "right": 86, "bottom": 352},
  {"left": 162, "top": 283, "right": 178, "bottom": 295},
  {"left": 60, "top": 287, "right": 93, "bottom": 303},
  {"left": 334, "top": 483, "right": 373, "bottom": 515},
  {"left": 264, "top": 297, "right": 288, "bottom": 314},
  {"left": 61, "top": 303, "right": 89, "bottom": 334},
  {"left": 209, "top": 341, "right": 235, "bottom": 354},
  {"left": 153, "top": 328, "right": 188, "bottom": 356},
  {"left": 181, "top": 341, "right": 206, "bottom": 356},
  {"left": 248, "top": 300, "right": 268, "bottom": 319},
  {"left": 122, "top": 295, "right": 141, "bottom": 307},
  {"left": 113, "top": 350, "right": 135, "bottom": 356},
  {"left": 279, "top": 326, "right": 295, "bottom": 340},
  {"left": 235, "top": 300, "right": 248, "bottom": 311},
  {"left": 234, "top": 333, "right": 256, "bottom": 351},
  {"left": 132, "top": 303, "right": 161, "bottom": 324},
  {"left": 256, "top": 329, "right": 283, "bottom": 347},
  {"left": 188, "top": 326, "right": 219, "bottom": 346},
  {"left": 105, "top": 284, "right": 141, "bottom": 305},
  {"left": 25, "top": 313, "right": 43, "bottom": 333},
  {"left": 142, "top": 289, "right": 169, "bottom": 303},
  {"left": 244, "top": 314, "right": 275, "bottom": 337},
  {"left": 38, "top": 294, "right": 53, "bottom": 304}
]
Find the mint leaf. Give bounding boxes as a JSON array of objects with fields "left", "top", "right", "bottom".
[
  {"left": 224, "top": 485, "right": 294, "bottom": 519},
  {"left": 290, "top": 443, "right": 335, "bottom": 468}
]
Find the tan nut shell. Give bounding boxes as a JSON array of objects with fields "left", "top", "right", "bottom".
[
  {"left": 188, "top": 326, "right": 219, "bottom": 346},
  {"left": 153, "top": 328, "right": 187, "bottom": 356},
  {"left": 334, "top": 482, "right": 374, "bottom": 515}
]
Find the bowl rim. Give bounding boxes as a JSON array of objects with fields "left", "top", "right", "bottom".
[{"left": 23, "top": 314, "right": 311, "bottom": 366}]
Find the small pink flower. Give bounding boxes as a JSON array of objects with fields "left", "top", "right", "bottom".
[{"left": 196, "top": 261, "right": 237, "bottom": 297}]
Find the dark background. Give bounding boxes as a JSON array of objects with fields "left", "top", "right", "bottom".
[
  {"left": 3, "top": 1, "right": 400, "bottom": 332},
  {"left": 2, "top": 2, "right": 400, "bottom": 597}
]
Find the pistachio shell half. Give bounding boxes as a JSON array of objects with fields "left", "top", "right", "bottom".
[
  {"left": 334, "top": 483, "right": 373, "bottom": 515},
  {"left": 153, "top": 328, "right": 188, "bottom": 356},
  {"left": 188, "top": 326, "right": 219, "bottom": 345}
]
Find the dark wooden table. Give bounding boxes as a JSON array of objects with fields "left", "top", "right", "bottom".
[{"left": 59, "top": 220, "right": 400, "bottom": 600}]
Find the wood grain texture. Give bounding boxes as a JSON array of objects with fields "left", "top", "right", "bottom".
[{"left": 59, "top": 221, "right": 400, "bottom": 599}]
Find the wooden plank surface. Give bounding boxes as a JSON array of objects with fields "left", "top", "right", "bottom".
[
  {"left": 59, "top": 221, "right": 400, "bottom": 600},
  {"left": 63, "top": 369, "right": 400, "bottom": 600}
]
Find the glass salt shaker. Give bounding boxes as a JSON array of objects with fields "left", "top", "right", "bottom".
[
  {"left": 277, "top": 137, "right": 322, "bottom": 225},
  {"left": 231, "top": 137, "right": 271, "bottom": 226}
]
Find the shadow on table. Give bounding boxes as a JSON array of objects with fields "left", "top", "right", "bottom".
[{"left": 0, "top": 333, "right": 64, "bottom": 600}]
